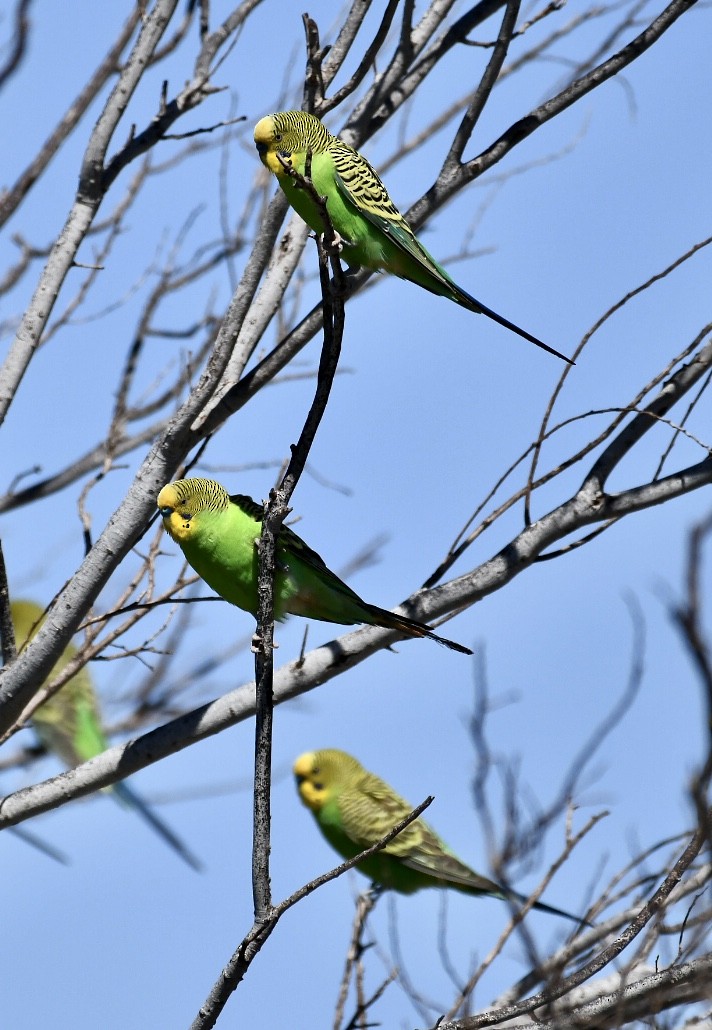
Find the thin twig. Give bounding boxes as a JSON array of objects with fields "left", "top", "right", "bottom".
[{"left": 190, "top": 797, "right": 433, "bottom": 1030}]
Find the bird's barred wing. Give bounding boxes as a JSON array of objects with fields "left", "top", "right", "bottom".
[
  {"left": 330, "top": 142, "right": 406, "bottom": 224},
  {"left": 399, "top": 827, "right": 506, "bottom": 895},
  {"left": 230, "top": 492, "right": 359, "bottom": 593},
  {"left": 228, "top": 492, "right": 266, "bottom": 523},
  {"left": 339, "top": 780, "right": 429, "bottom": 858},
  {"left": 331, "top": 144, "right": 452, "bottom": 288}
]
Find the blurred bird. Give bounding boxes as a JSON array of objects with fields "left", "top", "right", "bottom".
[
  {"left": 294, "top": 748, "right": 588, "bottom": 924},
  {"left": 10, "top": 600, "right": 202, "bottom": 871},
  {"left": 254, "top": 110, "right": 572, "bottom": 364},
  {"left": 8, "top": 824, "right": 69, "bottom": 865},
  {"left": 157, "top": 477, "right": 471, "bottom": 654}
]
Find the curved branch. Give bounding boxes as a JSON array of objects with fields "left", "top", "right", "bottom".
[
  {"left": 0, "top": 5, "right": 140, "bottom": 228},
  {"left": 497, "top": 955, "right": 712, "bottom": 1030}
]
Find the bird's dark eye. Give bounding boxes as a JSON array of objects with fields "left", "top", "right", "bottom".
[{"left": 274, "top": 133, "right": 282, "bottom": 141}]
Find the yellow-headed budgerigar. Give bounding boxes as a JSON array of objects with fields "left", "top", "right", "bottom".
[
  {"left": 295, "top": 748, "right": 588, "bottom": 924},
  {"left": 157, "top": 478, "right": 471, "bottom": 654},
  {"left": 254, "top": 110, "right": 571, "bottom": 364},
  {"left": 10, "top": 600, "right": 202, "bottom": 871}
]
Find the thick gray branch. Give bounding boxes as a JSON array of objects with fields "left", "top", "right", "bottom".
[
  {"left": 2, "top": 432, "right": 711, "bottom": 823},
  {"left": 0, "top": 171, "right": 281, "bottom": 731},
  {"left": 0, "top": 0, "right": 180, "bottom": 428},
  {"left": 483, "top": 955, "right": 712, "bottom": 1030}
]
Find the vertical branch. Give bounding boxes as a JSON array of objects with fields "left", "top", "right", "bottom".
[
  {"left": 333, "top": 890, "right": 380, "bottom": 1030},
  {"left": 251, "top": 509, "right": 277, "bottom": 920},
  {"left": 302, "top": 14, "right": 326, "bottom": 113},
  {"left": 671, "top": 511, "right": 712, "bottom": 849},
  {"left": 0, "top": 541, "right": 15, "bottom": 665},
  {"left": 251, "top": 153, "right": 347, "bottom": 922},
  {"left": 442, "top": 0, "right": 522, "bottom": 172}
]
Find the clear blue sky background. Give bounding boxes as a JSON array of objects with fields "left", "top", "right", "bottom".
[{"left": 1, "top": 1, "right": 711, "bottom": 1026}]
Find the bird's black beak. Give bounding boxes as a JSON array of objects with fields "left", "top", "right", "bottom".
[
  {"left": 295, "top": 773, "right": 305, "bottom": 787},
  {"left": 255, "top": 141, "right": 267, "bottom": 157}
]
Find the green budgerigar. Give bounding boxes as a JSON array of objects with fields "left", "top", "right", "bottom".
[
  {"left": 295, "top": 748, "right": 588, "bottom": 924},
  {"left": 157, "top": 478, "right": 471, "bottom": 654},
  {"left": 254, "top": 110, "right": 572, "bottom": 364},
  {"left": 10, "top": 600, "right": 202, "bottom": 870}
]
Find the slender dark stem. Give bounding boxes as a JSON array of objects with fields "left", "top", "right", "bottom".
[
  {"left": 302, "top": 14, "right": 326, "bottom": 113},
  {"left": 444, "top": 0, "right": 522, "bottom": 170},
  {"left": 251, "top": 570, "right": 276, "bottom": 919},
  {"left": 251, "top": 154, "right": 347, "bottom": 922},
  {"left": 0, "top": 541, "right": 15, "bottom": 666},
  {"left": 192, "top": 798, "right": 432, "bottom": 1030}
]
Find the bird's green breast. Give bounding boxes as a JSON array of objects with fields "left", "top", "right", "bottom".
[
  {"left": 180, "top": 505, "right": 263, "bottom": 615},
  {"left": 278, "top": 151, "right": 395, "bottom": 271},
  {"left": 179, "top": 501, "right": 310, "bottom": 619},
  {"left": 316, "top": 796, "right": 365, "bottom": 863}
]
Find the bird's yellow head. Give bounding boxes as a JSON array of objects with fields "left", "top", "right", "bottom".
[
  {"left": 254, "top": 110, "right": 330, "bottom": 176},
  {"left": 9, "top": 599, "right": 45, "bottom": 650},
  {"left": 294, "top": 749, "right": 362, "bottom": 812},
  {"left": 157, "top": 477, "right": 229, "bottom": 544}
]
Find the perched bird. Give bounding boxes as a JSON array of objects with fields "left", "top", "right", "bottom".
[
  {"left": 295, "top": 748, "right": 588, "bottom": 925},
  {"left": 254, "top": 110, "right": 571, "bottom": 364},
  {"left": 157, "top": 477, "right": 471, "bottom": 654},
  {"left": 10, "top": 600, "right": 202, "bottom": 871}
]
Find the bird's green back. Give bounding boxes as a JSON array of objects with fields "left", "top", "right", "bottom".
[
  {"left": 11, "top": 600, "right": 106, "bottom": 767},
  {"left": 316, "top": 783, "right": 437, "bottom": 894},
  {"left": 330, "top": 765, "right": 490, "bottom": 895}
]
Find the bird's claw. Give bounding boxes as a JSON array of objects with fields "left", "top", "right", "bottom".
[
  {"left": 251, "top": 631, "right": 279, "bottom": 653},
  {"left": 324, "top": 230, "right": 343, "bottom": 254}
]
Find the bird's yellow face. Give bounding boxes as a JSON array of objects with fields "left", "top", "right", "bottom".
[
  {"left": 294, "top": 751, "right": 330, "bottom": 813},
  {"left": 254, "top": 114, "right": 290, "bottom": 176},
  {"left": 157, "top": 477, "right": 230, "bottom": 544},
  {"left": 157, "top": 483, "right": 198, "bottom": 544},
  {"left": 254, "top": 111, "right": 328, "bottom": 178}
]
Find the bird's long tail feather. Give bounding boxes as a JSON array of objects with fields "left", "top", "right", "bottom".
[
  {"left": 458, "top": 287, "right": 574, "bottom": 366},
  {"left": 9, "top": 825, "right": 70, "bottom": 865},
  {"left": 113, "top": 780, "right": 203, "bottom": 871},
  {"left": 368, "top": 606, "right": 472, "bottom": 655},
  {"left": 507, "top": 887, "right": 591, "bottom": 927}
]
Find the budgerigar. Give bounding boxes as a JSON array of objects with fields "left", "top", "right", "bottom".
[
  {"left": 157, "top": 478, "right": 471, "bottom": 654},
  {"left": 295, "top": 748, "right": 588, "bottom": 924},
  {"left": 10, "top": 600, "right": 202, "bottom": 871},
  {"left": 254, "top": 110, "right": 571, "bottom": 364}
]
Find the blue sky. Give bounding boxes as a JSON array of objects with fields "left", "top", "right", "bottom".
[{"left": 1, "top": 1, "right": 711, "bottom": 1026}]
